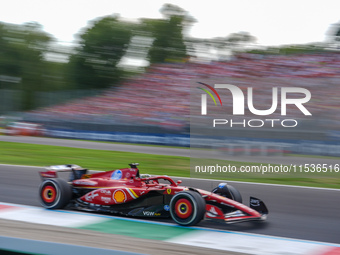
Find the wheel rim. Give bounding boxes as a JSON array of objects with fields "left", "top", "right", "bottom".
[
  {"left": 41, "top": 185, "right": 57, "bottom": 203},
  {"left": 174, "top": 198, "right": 193, "bottom": 219}
]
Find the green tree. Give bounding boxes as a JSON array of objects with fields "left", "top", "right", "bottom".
[
  {"left": 22, "top": 23, "right": 52, "bottom": 110},
  {"left": 68, "top": 15, "right": 133, "bottom": 89},
  {"left": 143, "top": 4, "right": 195, "bottom": 64},
  {"left": 0, "top": 23, "right": 22, "bottom": 79},
  {"left": 0, "top": 22, "right": 52, "bottom": 111},
  {"left": 329, "top": 21, "right": 340, "bottom": 43}
]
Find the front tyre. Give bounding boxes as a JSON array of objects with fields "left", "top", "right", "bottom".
[
  {"left": 39, "top": 178, "right": 72, "bottom": 209},
  {"left": 169, "top": 190, "right": 206, "bottom": 226},
  {"left": 212, "top": 183, "right": 242, "bottom": 203}
]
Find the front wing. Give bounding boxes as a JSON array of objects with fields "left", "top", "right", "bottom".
[{"left": 205, "top": 197, "right": 268, "bottom": 224}]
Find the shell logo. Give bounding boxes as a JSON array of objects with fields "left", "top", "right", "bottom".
[{"left": 113, "top": 189, "right": 126, "bottom": 203}]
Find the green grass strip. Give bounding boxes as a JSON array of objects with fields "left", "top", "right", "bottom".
[
  {"left": 0, "top": 141, "right": 339, "bottom": 189},
  {"left": 77, "top": 219, "right": 194, "bottom": 240},
  {"left": 0, "top": 141, "right": 189, "bottom": 176}
]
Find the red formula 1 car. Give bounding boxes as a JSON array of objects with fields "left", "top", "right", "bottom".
[{"left": 38, "top": 163, "right": 268, "bottom": 226}]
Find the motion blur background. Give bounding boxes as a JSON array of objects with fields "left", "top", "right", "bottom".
[{"left": 0, "top": 0, "right": 340, "bottom": 156}]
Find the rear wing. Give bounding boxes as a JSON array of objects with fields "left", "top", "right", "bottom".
[{"left": 39, "top": 164, "right": 88, "bottom": 180}]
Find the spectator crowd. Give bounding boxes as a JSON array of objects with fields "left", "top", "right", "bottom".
[{"left": 29, "top": 52, "right": 340, "bottom": 131}]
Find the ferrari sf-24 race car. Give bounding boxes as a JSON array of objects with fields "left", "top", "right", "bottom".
[{"left": 38, "top": 163, "right": 268, "bottom": 226}]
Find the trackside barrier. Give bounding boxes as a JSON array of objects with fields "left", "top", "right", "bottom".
[
  {"left": 0, "top": 236, "right": 144, "bottom": 255},
  {"left": 218, "top": 143, "right": 288, "bottom": 156},
  {"left": 45, "top": 129, "right": 340, "bottom": 157},
  {"left": 46, "top": 129, "right": 190, "bottom": 147}
]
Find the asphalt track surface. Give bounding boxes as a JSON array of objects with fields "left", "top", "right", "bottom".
[{"left": 0, "top": 136, "right": 340, "bottom": 245}]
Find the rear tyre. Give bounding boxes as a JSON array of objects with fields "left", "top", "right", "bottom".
[
  {"left": 212, "top": 183, "right": 242, "bottom": 203},
  {"left": 169, "top": 190, "right": 206, "bottom": 226},
  {"left": 39, "top": 178, "right": 72, "bottom": 209}
]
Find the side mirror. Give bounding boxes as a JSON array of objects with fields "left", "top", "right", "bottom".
[{"left": 177, "top": 180, "right": 182, "bottom": 185}]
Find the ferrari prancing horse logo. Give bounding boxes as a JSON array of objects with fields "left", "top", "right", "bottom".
[{"left": 167, "top": 189, "right": 171, "bottom": 194}]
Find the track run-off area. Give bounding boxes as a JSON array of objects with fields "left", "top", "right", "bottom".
[{"left": 0, "top": 136, "right": 340, "bottom": 254}]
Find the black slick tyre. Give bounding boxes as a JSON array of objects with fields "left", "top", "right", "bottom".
[
  {"left": 39, "top": 178, "right": 72, "bottom": 209},
  {"left": 212, "top": 183, "right": 243, "bottom": 203},
  {"left": 169, "top": 190, "right": 206, "bottom": 226}
]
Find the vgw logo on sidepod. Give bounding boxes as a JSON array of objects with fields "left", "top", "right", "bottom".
[{"left": 197, "top": 82, "right": 312, "bottom": 128}]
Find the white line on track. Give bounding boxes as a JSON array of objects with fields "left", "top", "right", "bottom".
[{"left": 1, "top": 163, "right": 339, "bottom": 192}]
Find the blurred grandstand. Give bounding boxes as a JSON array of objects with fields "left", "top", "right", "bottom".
[
  {"left": 0, "top": 3, "right": 339, "bottom": 156},
  {"left": 23, "top": 52, "right": 340, "bottom": 136}
]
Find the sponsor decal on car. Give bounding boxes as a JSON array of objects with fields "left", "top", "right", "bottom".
[
  {"left": 85, "top": 191, "right": 99, "bottom": 202},
  {"left": 100, "top": 189, "right": 111, "bottom": 195},
  {"left": 113, "top": 189, "right": 126, "bottom": 203},
  {"left": 164, "top": 205, "right": 170, "bottom": 211},
  {"left": 207, "top": 206, "right": 218, "bottom": 218},
  {"left": 40, "top": 173, "right": 57, "bottom": 178},
  {"left": 74, "top": 180, "right": 96, "bottom": 186},
  {"left": 143, "top": 211, "right": 155, "bottom": 216},
  {"left": 250, "top": 198, "right": 260, "bottom": 207},
  {"left": 101, "top": 197, "right": 111, "bottom": 203},
  {"left": 167, "top": 188, "right": 172, "bottom": 194},
  {"left": 143, "top": 211, "right": 161, "bottom": 216},
  {"left": 206, "top": 205, "right": 224, "bottom": 218}
]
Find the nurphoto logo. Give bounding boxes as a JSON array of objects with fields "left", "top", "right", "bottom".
[{"left": 197, "top": 82, "right": 312, "bottom": 128}]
